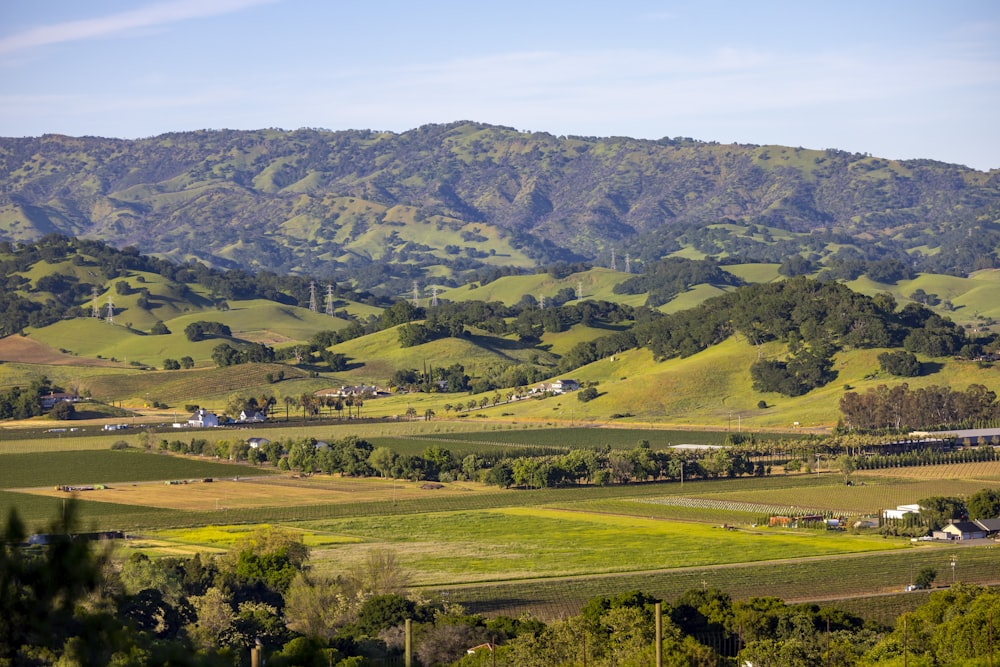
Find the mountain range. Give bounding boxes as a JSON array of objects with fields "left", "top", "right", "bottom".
[{"left": 2, "top": 121, "right": 999, "bottom": 292}]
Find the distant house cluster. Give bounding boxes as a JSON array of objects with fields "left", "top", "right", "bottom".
[
  {"left": 178, "top": 408, "right": 267, "bottom": 428},
  {"left": 314, "top": 385, "right": 386, "bottom": 398},
  {"left": 39, "top": 392, "right": 79, "bottom": 411},
  {"left": 534, "top": 379, "right": 580, "bottom": 394},
  {"left": 883, "top": 502, "right": 1000, "bottom": 541}
]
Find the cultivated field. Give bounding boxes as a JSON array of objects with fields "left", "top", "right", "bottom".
[{"left": 2, "top": 423, "right": 1000, "bottom": 623}]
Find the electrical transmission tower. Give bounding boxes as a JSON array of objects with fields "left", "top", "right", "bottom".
[
  {"left": 430, "top": 286, "right": 439, "bottom": 307},
  {"left": 610, "top": 247, "right": 617, "bottom": 271},
  {"left": 576, "top": 281, "right": 583, "bottom": 300},
  {"left": 624, "top": 253, "right": 631, "bottom": 274},
  {"left": 308, "top": 281, "right": 318, "bottom": 312},
  {"left": 539, "top": 295, "right": 546, "bottom": 309},
  {"left": 325, "top": 283, "right": 335, "bottom": 316},
  {"left": 91, "top": 286, "right": 101, "bottom": 318},
  {"left": 412, "top": 281, "right": 420, "bottom": 307},
  {"left": 104, "top": 295, "right": 115, "bottom": 324}
]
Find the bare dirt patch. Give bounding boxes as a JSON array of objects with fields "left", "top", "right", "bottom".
[
  {"left": 0, "top": 335, "right": 120, "bottom": 367},
  {"left": 17, "top": 474, "right": 492, "bottom": 511}
]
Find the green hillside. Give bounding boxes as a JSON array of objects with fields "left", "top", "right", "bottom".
[{"left": 3, "top": 124, "right": 998, "bottom": 288}]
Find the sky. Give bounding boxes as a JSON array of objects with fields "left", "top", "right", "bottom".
[{"left": 1, "top": 1, "right": 998, "bottom": 171}]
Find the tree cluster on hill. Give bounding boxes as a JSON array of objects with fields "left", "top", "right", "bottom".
[
  {"left": 0, "top": 376, "right": 57, "bottom": 420},
  {"left": 557, "top": 277, "right": 991, "bottom": 397},
  {"left": 6, "top": 499, "right": 999, "bottom": 665},
  {"left": 839, "top": 383, "right": 999, "bottom": 432},
  {"left": 613, "top": 257, "right": 744, "bottom": 306}
]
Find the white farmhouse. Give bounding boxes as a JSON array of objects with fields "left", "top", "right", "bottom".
[{"left": 188, "top": 409, "right": 220, "bottom": 428}]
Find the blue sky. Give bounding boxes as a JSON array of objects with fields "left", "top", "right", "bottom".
[{"left": 1, "top": 1, "right": 998, "bottom": 170}]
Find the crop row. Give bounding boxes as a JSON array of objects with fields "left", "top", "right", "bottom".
[
  {"left": 0, "top": 450, "right": 257, "bottom": 489},
  {"left": 423, "top": 427, "right": 732, "bottom": 449},
  {"left": 430, "top": 546, "right": 1000, "bottom": 622},
  {"left": 638, "top": 495, "right": 855, "bottom": 518}
]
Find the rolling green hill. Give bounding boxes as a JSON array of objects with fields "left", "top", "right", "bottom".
[{"left": 1, "top": 237, "right": 998, "bottom": 432}]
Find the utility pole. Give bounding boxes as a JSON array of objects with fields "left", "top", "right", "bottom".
[{"left": 655, "top": 602, "right": 663, "bottom": 667}]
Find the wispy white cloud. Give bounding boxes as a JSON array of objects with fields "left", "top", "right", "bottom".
[{"left": 0, "top": 0, "right": 279, "bottom": 55}]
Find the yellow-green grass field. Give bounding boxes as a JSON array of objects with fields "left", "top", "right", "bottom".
[
  {"left": 275, "top": 507, "right": 905, "bottom": 586},
  {"left": 329, "top": 326, "right": 558, "bottom": 384},
  {"left": 847, "top": 269, "right": 1000, "bottom": 327}
]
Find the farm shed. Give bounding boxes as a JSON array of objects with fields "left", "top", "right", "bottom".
[
  {"left": 974, "top": 518, "right": 1000, "bottom": 536},
  {"left": 882, "top": 504, "right": 921, "bottom": 520},
  {"left": 940, "top": 521, "right": 988, "bottom": 540},
  {"left": 910, "top": 427, "right": 1000, "bottom": 446}
]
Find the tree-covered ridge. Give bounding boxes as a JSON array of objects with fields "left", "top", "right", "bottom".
[
  {"left": 612, "top": 257, "right": 743, "bottom": 306},
  {"left": 1, "top": 123, "right": 998, "bottom": 281},
  {"left": 559, "top": 277, "right": 993, "bottom": 397},
  {"left": 0, "top": 234, "right": 390, "bottom": 335}
]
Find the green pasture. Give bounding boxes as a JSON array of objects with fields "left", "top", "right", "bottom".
[
  {"left": 723, "top": 263, "right": 782, "bottom": 283},
  {"left": 847, "top": 271, "right": 1000, "bottom": 326},
  {"left": 0, "top": 431, "right": 142, "bottom": 455},
  {"left": 150, "top": 524, "right": 363, "bottom": 550},
  {"left": 539, "top": 322, "right": 632, "bottom": 357},
  {"left": 329, "top": 326, "right": 558, "bottom": 384},
  {"left": 658, "top": 284, "right": 730, "bottom": 314},
  {"left": 0, "top": 450, "right": 262, "bottom": 489},
  {"left": 76, "top": 363, "right": 324, "bottom": 406},
  {"left": 297, "top": 506, "right": 902, "bottom": 585}
]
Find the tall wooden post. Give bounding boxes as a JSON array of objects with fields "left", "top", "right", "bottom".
[
  {"left": 405, "top": 618, "right": 412, "bottom": 667},
  {"left": 655, "top": 602, "right": 663, "bottom": 667}
]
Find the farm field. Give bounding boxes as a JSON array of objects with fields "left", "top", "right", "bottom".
[
  {"left": 290, "top": 507, "right": 904, "bottom": 586},
  {"left": 681, "top": 477, "right": 1000, "bottom": 514},
  {"left": 18, "top": 474, "right": 495, "bottom": 512},
  {"left": 3, "top": 430, "right": 1000, "bottom": 623}
]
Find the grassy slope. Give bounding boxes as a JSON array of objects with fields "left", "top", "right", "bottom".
[
  {"left": 330, "top": 325, "right": 559, "bottom": 384},
  {"left": 442, "top": 268, "right": 647, "bottom": 307},
  {"left": 847, "top": 269, "right": 1000, "bottom": 325},
  {"left": 26, "top": 300, "right": 356, "bottom": 367}
]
